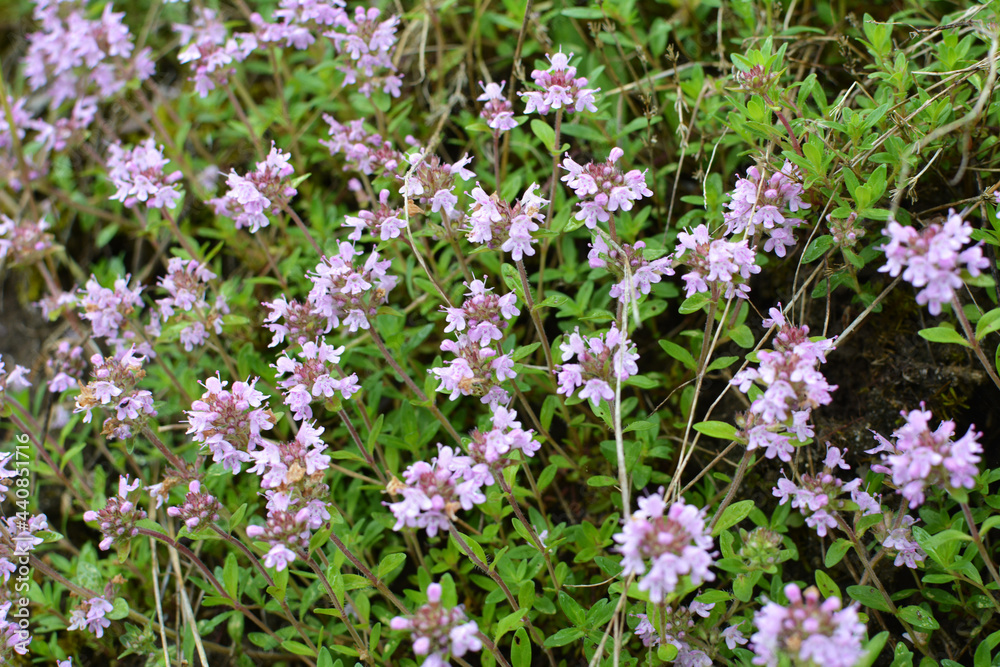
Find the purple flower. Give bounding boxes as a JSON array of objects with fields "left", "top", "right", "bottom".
[
  {"left": 0, "top": 214, "right": 55, "bottom": 266},
  {"left": 390, "top": 582, "right": 482, "bottom": 666},
  {"left": 74, "top": 349, "right": 156, "bottom": 440},
  {"left": 868, "top": 404, "right": 982, "bottom": 508},
  {"left": 326, "top": 6, "right": 402, "bottom": 98},
  {"left": 344, "top": 189, "right": 407, "bottom": 241},
  {"left": 588, "top": 236, "right": 674, "bottom": 304},
  {"left": 466, "top": 183, "right": 547, "bottom": 261},
  {"left": 386, "top": 445, "right": 489, "bottom": 537},
  {"left": 520, "top": 50, "right": 599, "bottom": 115},
  {"left": 613, "top": 492, "right": 715, "bottom": 603},
  {"left": 562, "top": 148, "right": 652, "bottom": 229},
  {"left": 175, "top": 8, "right": 257, "bottom": 97},
  {"left": 67, "top": 596, "right": 115, "bottom": 639},
  {"left": 186, "top": 375, "right": 276, "bottom": 474},
  {"left": 878, "top": 210, "right": 990, "bottom": 316},
  {"left": 556, "top": 325, "right": 639, "bottom": 407},
  {"left": 674, "top": 224, "right": 760, "bottom": 299},
  {"left": 211, "top": 143, "right": 297, "bottom": 233},
  {"left": 106, "top": 138, "right": 183, "bottom": 209},
  {"left": 78, "top": 274, "right": 144, "bottom": 343},
  {"left": 478, "top": 80, "right": 518, "bottom": 132},
  {"left": 724, "top": 161, "right": 809, "bottom": 256},
  {"left": 274, "top": 339, "right": 360, "bottom": 420},
  {"left": 82, "top": 475, "right": 146, "bottom": 552},
  {"left": 321, "top": 117, "right": 403, "bottom": 176},
  {"left": 166, "top": 480, "right": 221, "bottom": 533},
  {"left": 307, "top": 242, "right": 397, "bottom": 333},
  {"left": 751, "top": 584, "right": 864, "bottom": 667}
]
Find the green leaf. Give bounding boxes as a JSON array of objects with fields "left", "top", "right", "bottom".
[
  {"left": 530, "top": 119, "right": 556, "bottom": 152},
  {"left": 825, "top": 538, "right": 852, "bottom": 568},
  {"left": 511, "top": 628, "right": 531, "bottom": 667},
  {"left": 802, "top": 235, "right": 835, "bottom": 263},
  {"left": 976, "top": 307, "right": 1000, "bottom": 340},
  {"left": 377, "top": 553, "right": 406, "bottom": 579},
  {"left": 693, "top": 420, "right": 737, "bottom": 441},
  {"left": 856, "top": 631, "right": 890, "bottom": 667},
  {"left": 846, "top": 585, "right": 891, "bottom": 612},
  {"left": 495, "top": 609, "right": 527, "bottom": 642},
  {"left": 656, "top": 643, "right": 679, "bottom": 661},
  {"left": 281, "top": 640, "right": 317, "bottom": 657},
  {"left": 712, "top": 500, "right": 755, "bottom": 535},
  {"left": 658, "top": 339, "right": 696, "bottom": 370},
  {"left": 815, "top": 569, "right": 840, "bottom": 600},
  {"left": 223, "top": 552, "right": 239, "bottom": 599},
  {"left": 918, "top": 326, "right": 970, "bottom": 348},
  {"left": 559, "top": 591, "right": 586, "bottom": 626},
  {"left": 561, "top": 6, "right": 603, "bottom": 18},
  {"left": 898, "top": 605, "right": 939, "bottom": 630},
  {"left": 107, "top": 597, "right": 130, "bottom": 620},
  {"left": 729, "top": 324, "right": 755, "bottom": 348},
  {"left": 587, "top": 475, "right": 618, "bottom": 487},
  {"left": 706, "top": 355, "right": 739, "bottom": 372},
  {"left": 678, "top": 292, "right": 711, "bottom": 314},
  {"left": 543, "top": 627, "right": 585, "bottom": 648}
]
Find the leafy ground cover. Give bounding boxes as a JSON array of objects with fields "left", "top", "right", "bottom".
[{"left": 2, "top": 0, "right": 1000, "bottom": 665}]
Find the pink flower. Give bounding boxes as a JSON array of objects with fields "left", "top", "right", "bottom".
[
  {"left": 879, "top": 210, "right": 990, "bottom": 315},
  {"left": 106, "top": 138, "right": 182, "bottom": 209},
  {"left": 211, "top": 143, "right": 297, "bottom": 233},
  {"left": 391, "top": 582, "right": 482, "bottom": 666},
  {"left": 613, "top": 492, "right": 715, "bottom": 603},
  {"left": 674, "top": 224, "right": 760, "bottom": 299},
  {"left": 520, "top": 50, "right": 599, "bottom": 115},
  {"left": 751, "top": 584, "right": 863, "bottom": 667},
  {"left": 477, "top": 80, "right": 518, "bottom": 132},
  {"left": 555, "top": 325, "right": 639, "bottom": 407},
  {"left": 562, "top": 149, "right": 652, "bottom": 229}
]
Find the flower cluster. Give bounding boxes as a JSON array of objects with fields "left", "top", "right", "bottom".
[
  {"left": 243, "top": 422, "right": 333, "bottom": 572},
  {"left": 613, "top": 493, "right": 715, "bottom": 603},
  {"left": 67, "top": 596, "right": 115, "bottom": 639},
  {"left": 263, "top": 296, "right": 328, "bottom": 348},
  {"left": 588, "top": 236, "right": 674, "bottom": 304},
  {"left": 327, "top": 6, "right": 403, "bottom": 97},
  {"left": 386, "top": 445, "right": 489, "bottom": 537},
  {"left": 0, "top": 600, "right": 30, "bottom": 657},
  {"left": 0, "top": 513, "right": 49, "bottom": 576},
  {"left": 73, "top": 349, "right": 156, "bottom": 440},
  {"left": 673, "top": 224, "right": 760, "bottom": 299},
  {"left": 477, "top": 81, "right": 517, "bottom": 133},
  {"left": 106, "top": 138, "right": 183, "bottom": 209},
  {"left": 0, "top": 215, "right": 55, "bottom": 266},
  {"left": 826, "top": 211, "right": 864, "bottom": 250},
  {"left": 772, "top": 445, "right": 879, "bottom": 537},
  {"left": 751, "top": 584, "right": 864, "bottom": 667},
  {"left": 520, "top": 50, "right": 599, "bottom": 115},
  {"left": 466, "top": 183, "right": 547, "bottom": 260},
  {"left": 430, "top": 278, "right": 519, "bottom": 405},
  {"left": 252, "top": 0, "right": 346, "bottom": 50},
  {"left": 78, "top": 274, "right": 144, "bottom": 343},
  {"left": 306, "top": 242, "right": 398, "bottom": 332},
  {"left": 186, "top": 375, "right": 277, "bottom": 474},
  {"left": 211, "top": 144, "right": 297, "bottom": 233},
  {"left": 879, "top": 210, "right": 990, "bottom": 315},
  {"left": 46, "top": 340, "right": 85, "bottom": 393},
  {"left": 390, "top": 582, "right": 482, "bottom": 667},
  {"left": 321, "top": 116, "right": 403, "bottom": 176},
  {"left": 24, "top": 0, "right": 154, "bottom": 109},
  {"left": 0, "top": 354, "right": 32, "bottom": 406},
  {"left": 156, "top": 258, "right": 229, "bottom": 351},
  {"left": 732, "top": 306, "right": 837, "bottom": 462},
  {"left": 343, "top": 189, "right": 407, "bottom": 241},
  {"left": 166, "top": 480, "right": 221, "bottom": 533},
  {"left": 723, "top": 161, "right": 810, "bottom": 256},
  {"left": 175, "top": 8, "right": 257, "bottom": 97},
  {"left": 556, "top": 325, "right": 639, "bottom": 407},
  {"left": 868, "top": 405, "right": 982, "bottom": 508},
  {"left": 738, "top": 527, "right": 784, "bottom": 573},
  {"left": 562, "top": 148, "right": 652, "bottom": 229},
  {"left": 83, "top": 476, "right": 146, "bottom": 552},
  {"left": 873, "top": 513, "right": 926, "bottom": 569},
  {"left": 632, "top": 605, "right": 714, "bottom": 666},
  {"left": 401, "top": 152, "right": 475, "bottom": 222},
  {"left": 465, "top": 405, "right": 540, "bottom": 472},
  {"left": 274, "top": 339, "right": 361, "bottom": 420}
]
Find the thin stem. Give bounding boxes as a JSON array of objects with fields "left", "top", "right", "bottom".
[
  {"left": 952, "top": 294, "right": 1000, "bottom": 392},
  {"left": 367, "top": 326, "right": 463, "bottom": 445},
  {"left": 161, "top": 208, "right": 202, "bottom": 263},
  {"left": 478, "top": 632, "right": 513, "bottom": 667},
  {"left": 761, "top": 93, "right": 803, "bottom": 157},
  {"left": 497, "top": 473, "right": 559, "bottom": 592},
  {"left": 338, "top": 409, "right": 387, "bottom": 484},
  {"left": 299, "top": 552, "right": 374, "bottom": 665},
  {"left": 225, "top": 86, "right": 264, "bottom": 157},
  {"left": 140, "top": 426, "right": 190, "bottom": 476},
  {"left": 327, "top": 531, "right": 409, "bottom": 614},
  {"left": 708, "top": 449, "right": 751, "bottom": 532},
  {"left": 961, "top": 502, "right": 1000, "bottom": 611},
  {"left": 280, "top": 203, "right": 325, "bottom": 258},
  {"left": 516, "top": 259, "right": 554, "bottom": 371}
]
